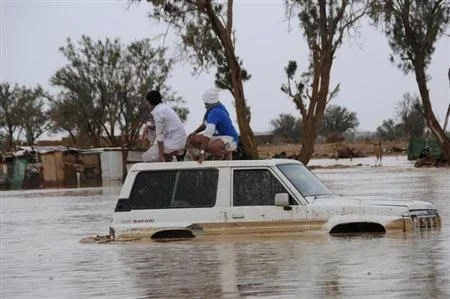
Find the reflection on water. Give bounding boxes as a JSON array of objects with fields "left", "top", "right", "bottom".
[{"left": 1, "top": 157, "right": 449, "bottom": 298}]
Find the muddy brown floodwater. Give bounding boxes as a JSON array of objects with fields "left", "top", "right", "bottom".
[{"left": 1, "top": 156, "right": 449, "bottom": 298}]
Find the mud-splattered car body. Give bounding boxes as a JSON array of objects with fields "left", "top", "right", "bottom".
[{"left": 110, "top": 159, "right": 440, "bottom": 240}]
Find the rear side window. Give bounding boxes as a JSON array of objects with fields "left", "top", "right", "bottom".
[
  {"left": 130, "top": 169, "right": 218, "bottom": 209},
  {"left": 233, "top": 169, "right": 295, "bottom": 206}
]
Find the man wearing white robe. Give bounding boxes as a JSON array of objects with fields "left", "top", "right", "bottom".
[{"left": 142, "top": 90, "right": 187, "bottom": 162}]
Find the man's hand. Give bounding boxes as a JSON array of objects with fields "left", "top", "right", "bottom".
[
  {"left": 142, "top": 124, "right": 155, "bottom": 141},
  {"left": 187, "top": 132, "right": 196, "bottom": 142}
]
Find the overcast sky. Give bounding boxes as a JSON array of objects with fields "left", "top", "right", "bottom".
[{"left": 1, "top": 0, "right": 449, "bottom": 138}]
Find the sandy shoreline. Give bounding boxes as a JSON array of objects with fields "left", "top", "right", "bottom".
[{"left": 257, "top": 140, "right": 409, "bottom": 159}]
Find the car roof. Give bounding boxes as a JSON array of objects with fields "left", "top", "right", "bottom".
[{"left": 128, "top": 159, "right": 302, "bottom": 172}]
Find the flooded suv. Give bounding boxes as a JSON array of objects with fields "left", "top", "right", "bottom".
[{"left": 110, "top": 159, "right": 440, "bottom": 240}]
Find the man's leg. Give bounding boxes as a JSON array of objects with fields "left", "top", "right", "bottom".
[
  {"left": 224, "top": 151, "right": 233, "bottom": 160},
  {"left": 188, "top": 134, "right": 230, "bottom": 160},
  {"left": 206, "top": 139, "right": 227, "bottom": 160},
  {"left": 211, "top": 136, "right": 235, "bottom": 160},
  {"left": 186, "top": 135, "right": 203, "bottom": 160},
  {"left": 187, "top": 134, "right": 203, "bottom": 149}
]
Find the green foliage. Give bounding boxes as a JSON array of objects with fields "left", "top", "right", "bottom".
[
  {"left": 369, "top": 0, "right": 449, "bottom": 73},
  {"left": 50, "top": 36, "right": 186, "bottom": 147},
  {"left": 285, "top": 60, "right": 297, "bottom": 80},
  {"left": 319, "top": 104, "right": 359, "bottom": 139},
  {"left": 173, "top": 106, "right": 189, "bottom": 122},
  {"left": 270, "top": 113, "right": 303, "bottom": 143},
  {"left": 145, "top": 0, "right": 222, "bottom": 71},
  {"left": 214, "top": 52, "right": 251, "bottom": 94},
  {"left": 377, "top": 118, "right": 402, "bottom": 141},
  {"left": 142, "top": 0, "right": 251, "bottom": 92}
]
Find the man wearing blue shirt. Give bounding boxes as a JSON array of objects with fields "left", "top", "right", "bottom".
[{"left": 188, "top": 88, "right": 239, "bottom": 162}]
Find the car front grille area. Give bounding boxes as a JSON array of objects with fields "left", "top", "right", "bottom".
[{"left": 410, "top": 210, "right": 441, "bottom": 230}]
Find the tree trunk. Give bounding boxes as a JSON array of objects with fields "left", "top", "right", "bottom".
[
  {"left": 299, "top": 120, "right": 317, "bottom": 165},
  {"left": 7, "top": 132, "right": 13, "bottom": 152},
  {"left": 443, "top": 104, "right": 450, "bottom": 132},
  {"left": 229, "top": 59, "right": 258, "bottom": 159},
  {"left": 298, "top": 105, "right": 326, "bottom": 165},
  {"left": 202, "top": 1, "right": 258, "bottom": 159},
  {"left": 414, "top": 62, "right": 450, "bottom": 163},
  {"left": 298, "top": 59, "right": 332, "bottom": 165}
]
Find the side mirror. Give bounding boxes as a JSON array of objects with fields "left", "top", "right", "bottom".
[{"left": 274, "top": 193, "right": 289, "bottom": 207}]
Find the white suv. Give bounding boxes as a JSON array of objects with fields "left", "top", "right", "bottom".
[{"left": 110, "top": 159, "right": 440, "bottom": 240}]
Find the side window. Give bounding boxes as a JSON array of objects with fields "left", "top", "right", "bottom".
[
  {"left": 172, "top": 169, "right": 218, "bottom": 208},
  {"left": 130, "top": 169, "right": 218, "bottom": 209},
  {"left": 130, "top": 171, "right": 175, "bottom": 209},
  {"left": 233, "top": 169, "right": 295, "bottom": 206}
]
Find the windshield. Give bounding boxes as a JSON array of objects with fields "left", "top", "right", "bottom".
[{"left": 277, "top": 163, "right": 333, "bottom": 197}]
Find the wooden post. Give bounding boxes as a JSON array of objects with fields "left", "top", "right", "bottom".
[{"left": 378, "top": 141, "right": 383, "bottom": 164}]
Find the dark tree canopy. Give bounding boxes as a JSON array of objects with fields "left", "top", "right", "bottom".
[
  {"left": 377, "top": 118, "right": 401, "bottom": 141},
  {"left": 50, "top": 36, "right": 186, "bottom": 147},
  {"left": 0, "top": 83, "right": 22, "bottom": 150},
  {"left": 0, "top": 83, "right": 49, "bottom": 150},
  {"left": 271, "top": 113, "right": 303, "bottom": 143},
  {"left": 320, "top": 105, "right": 359, "bottom": 140},
  {"left": 369, "top": 0, "right": 449, "bottom": 73}
]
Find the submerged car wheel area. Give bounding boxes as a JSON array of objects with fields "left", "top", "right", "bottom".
[
  {"left": 109, "top": 159, "right": 441, "bottom": 241},
  {"left": 151, "top": 229, "right": 195, "bottom": 240},
  {"left": 329, "top": 222, "right": 386, "bottom": 234}
]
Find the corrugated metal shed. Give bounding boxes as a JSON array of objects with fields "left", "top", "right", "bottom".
[{"left": 82, "top": 148, "right": 124, "bottom": 182}]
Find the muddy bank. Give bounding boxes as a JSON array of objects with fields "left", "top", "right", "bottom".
[{"left": 258, "top": 141, "right": 408, "bottom": 159}]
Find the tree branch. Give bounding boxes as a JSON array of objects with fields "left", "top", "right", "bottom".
[{"left": 226, "top": 0, "right": 233, "bottom": 36}]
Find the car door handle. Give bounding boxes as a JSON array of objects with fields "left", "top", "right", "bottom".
[{"left": 232, "top": 214, "right": 244, "bottom": 219}]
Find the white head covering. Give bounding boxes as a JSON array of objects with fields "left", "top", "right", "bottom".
[{"left": 202, "top": 88, "right": 220, "bottom": 104}]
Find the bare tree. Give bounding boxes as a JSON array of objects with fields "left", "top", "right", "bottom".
[
  {"left": 369, "top": 0, "right": 450, "bottom": 163},
  {"left": 282, "top": 0, "right": 367, "bottom": 165}
]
